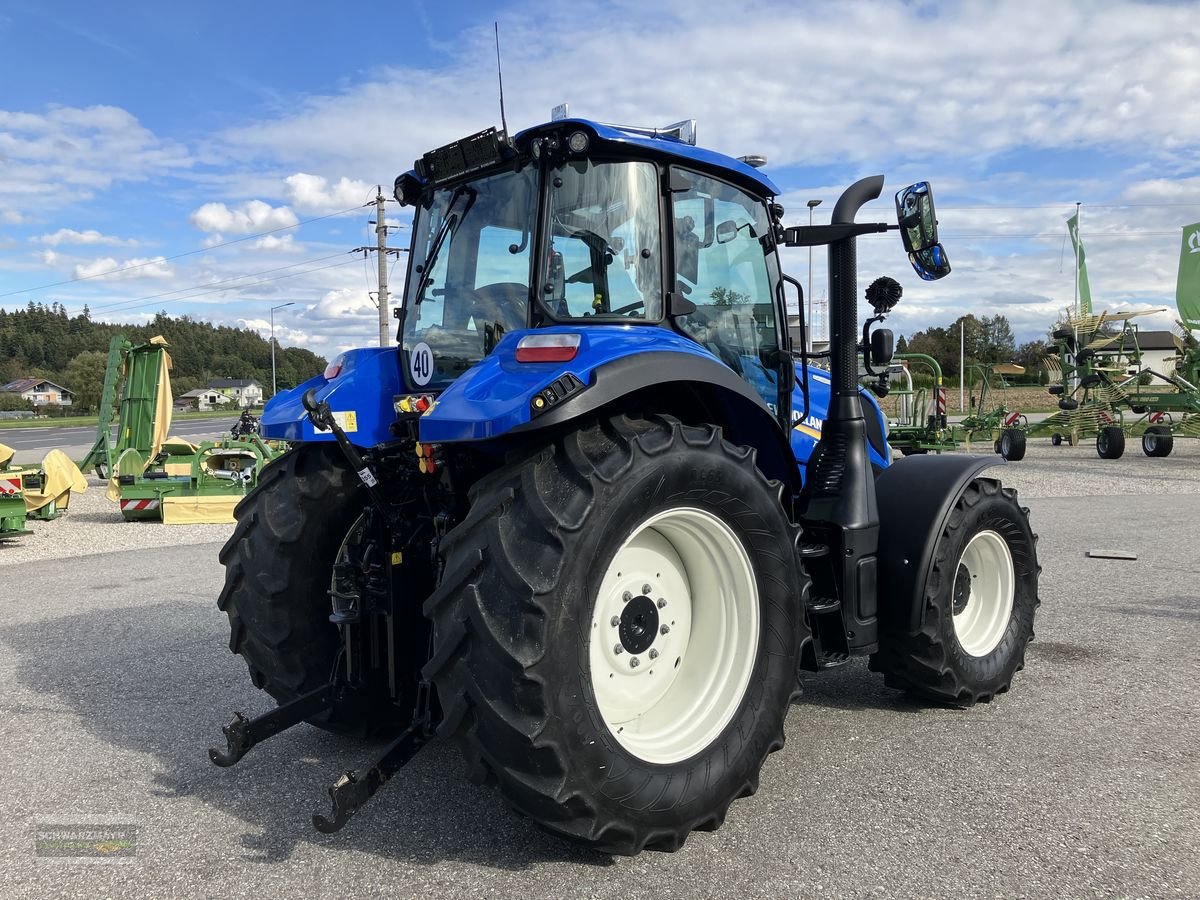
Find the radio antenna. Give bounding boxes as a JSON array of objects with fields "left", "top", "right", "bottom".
[{"left": 494, "top": 22, "right": 509, "bottom": 137}]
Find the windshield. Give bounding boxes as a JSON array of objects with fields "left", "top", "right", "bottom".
[
  {"left": 545, "top": 159, "right": 662, "bottom": 319},
  {"left": 402, "top": 166, "right": 536, "bottom": 387}
]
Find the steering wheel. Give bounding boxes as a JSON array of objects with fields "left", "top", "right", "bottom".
[
  {"left": 470, "top": 282, "right": 529, "bottom": 333},
  {"left": 610, "top": 300, "right": 646, "bottom": 317}
]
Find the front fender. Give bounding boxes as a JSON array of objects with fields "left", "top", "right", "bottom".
[
  {"left": 875, "top": 454, "right": 1004, "bottom": 635},
  {"left": 260, "top": 347, "right": 402, "bottom": 446}
]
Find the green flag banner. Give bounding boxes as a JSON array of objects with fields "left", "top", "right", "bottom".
[
  {"left": 1176, "top": 222, "right": 1200, "bottom": 329},
  {"left": 1067, "top": 213, "right": 1092, "bottom": 315}
]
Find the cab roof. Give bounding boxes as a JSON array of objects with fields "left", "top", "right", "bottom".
[{"left": 517, "top": 118, "right": 781, "bottom": 197}]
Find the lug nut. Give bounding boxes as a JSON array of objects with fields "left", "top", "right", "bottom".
[
  {"left": 614, "top": 645, "right": 623, "bottom": 655},
  {"left": 660, "top": 624, "right": 670, "bottom": 635},
  {"left": 649, "top": 649, "right": 659, "bottom": 660},
  {"left": 641, "top": 584, "right": 652, "bottom": 595},
  {"left": 610, "top": 616, "right": 620, "bottom": 627},
  {"left": 657, "top": 598, "right": 666, "bottom": 609},
  {"left": 630, "top": 657, "right": 640, "bottom": 668},
  {"left": 622, "top": 591, "right": 632, "bottom": 603}
]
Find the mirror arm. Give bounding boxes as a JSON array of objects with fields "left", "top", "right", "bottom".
[{"left": 782, "top": 222, "right": 889, "bottom": 247}]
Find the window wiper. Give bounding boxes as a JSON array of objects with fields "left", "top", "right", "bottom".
[{"left": 412, "top": 186, "right": 476, "bottom": 306}]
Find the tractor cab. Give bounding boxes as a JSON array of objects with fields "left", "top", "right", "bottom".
[{"left": 392, "top": 120, "right": 794, "bottom": 426}]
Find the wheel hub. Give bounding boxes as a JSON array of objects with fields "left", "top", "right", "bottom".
[
  {"left": 588, "top": 507, "right": 759, "bottom": 765},
  {"left": 952, "top": 564, "right": 972, "bottom": 615},
  {"left": 618, "top": 594, "right": 660, "bottom": 655},
  {"left": 951, "top": 529, "right": 1016, "bottom": 657}
]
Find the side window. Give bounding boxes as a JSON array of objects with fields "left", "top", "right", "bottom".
[{"left": 671, "top": 169, "right": 780, "bottom": 407}]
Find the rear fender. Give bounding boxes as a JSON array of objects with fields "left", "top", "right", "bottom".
[
  {"left": 420, "top": 325, "right": 800, "bottom": 487},
  {"left": 875, "top": 454, "right": 1003, "bottom": 635},
  {"left": 260, "top": 347, "right": 402, "bottom": 446}
]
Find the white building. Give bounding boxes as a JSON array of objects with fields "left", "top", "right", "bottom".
[
  {"left": 208, "top": 378, "right": 264, "bottom": 409},
  {"left": 0, "top": 378, "right": 74, "bottom": 407},
  {"left": 178, "top": 388, "right": 234, "bottom": 411}
]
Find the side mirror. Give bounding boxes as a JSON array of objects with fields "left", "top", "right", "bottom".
[
  {"left": 895, "top": 182, "right": 939, "bottom": 252},
  {"left": 908, "top": 244, "right": 951, "bottom": 281},
  {"left": 715, "top": 220, "right": 739, "bottom": 244}
]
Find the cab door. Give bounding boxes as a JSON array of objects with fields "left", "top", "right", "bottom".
[{"left": 669, "top": 167, "right": 790, "bottom": 424}]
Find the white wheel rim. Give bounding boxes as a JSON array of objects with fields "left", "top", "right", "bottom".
[
  {"left": 588, "top": 506, "right": 759, "bottom": 765},
  {"left": 951, "top": 529, "right": 1015, "bottom": 657}
]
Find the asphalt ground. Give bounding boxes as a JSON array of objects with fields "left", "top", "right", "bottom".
[
  {"left": 2, "top": 418, "right": 235, "bottom": 463},
  {"left": 0, "top": 440, "right": 1197, "bottom": 899}
]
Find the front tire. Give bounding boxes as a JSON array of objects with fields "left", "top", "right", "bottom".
[
  {"left": 869, "top": 478, "right": 1040, "bottom": 706},
  {"left": 424, "top": 415, "right": 803, "bottom": 854}
]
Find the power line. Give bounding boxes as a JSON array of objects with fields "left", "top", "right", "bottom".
[{"left": 0, "top": 205, "right": 366, "bottom": 299}]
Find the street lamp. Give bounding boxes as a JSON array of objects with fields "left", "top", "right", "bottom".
[
  {"left": 806, "top": 199, "right": 822, "bottom": 350},
  {"left": 270, "top": 302, "right": 295, "bottom": 399}
]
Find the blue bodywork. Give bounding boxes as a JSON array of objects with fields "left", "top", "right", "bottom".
[{"left": 262, "top": 325, "right": 890, "bottom": 479}]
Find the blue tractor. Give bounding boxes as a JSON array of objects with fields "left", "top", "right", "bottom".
[{"left": 211, "top": 118, "right": 1040, "bottom": 854}]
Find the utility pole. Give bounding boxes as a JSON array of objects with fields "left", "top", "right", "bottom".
[
  {"left": 960, "top": 319, "right": 965, "bottom": 412},
  {"left": 356, "top": 187, "right": 406, "bottom": 347}
]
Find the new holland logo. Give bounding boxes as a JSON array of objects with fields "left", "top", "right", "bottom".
[
  {"left": 791, "top": 412, "right": 824, "bottom": 441},
  {"left": 1189, "top": 229, "right": 1200, "bottom": 254}
]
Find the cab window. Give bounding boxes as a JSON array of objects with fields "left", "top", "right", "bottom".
[{"left": 671, "top": 169, "right": 781, "bottom": 407}]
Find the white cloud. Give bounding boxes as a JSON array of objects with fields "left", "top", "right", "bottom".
[
  {"left": 1, "top": 208, "right": 22, "bottom": 224},
  {"left": 251, "top": 234, "right": 301, "bottom": 252},
  {"left": 0, "top": 103, "right": 190, "bottom": 219},
  {"left": 33, "top": 227, "right": 137, "bottom": 246},
  {"left": 283, "top": 173, "right": 374, "bottom": 214},
  {"left": 72, "top": 255, "right": 174, "bottom": 281},
  {"left": 188, "top": 199, "right": 298, "bottom": 235}
]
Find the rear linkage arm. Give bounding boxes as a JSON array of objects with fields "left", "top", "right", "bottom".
[{"left": 208, "top": 389, "right": 437, "bottom": 833}]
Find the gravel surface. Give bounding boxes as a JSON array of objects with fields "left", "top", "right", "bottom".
[
  {"left": 0, "top": 476, "right": 234, "bottom": 567},
  {"left": 0, "top": 441, "right": 1197, "bottom": 898}
]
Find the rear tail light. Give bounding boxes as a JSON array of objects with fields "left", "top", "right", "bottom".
[
  {"left": 324, "top": 354, "right": 345, "bottom": 379},
  {"left": 515, "top": 333, "right": 581, "bottom": 363}
]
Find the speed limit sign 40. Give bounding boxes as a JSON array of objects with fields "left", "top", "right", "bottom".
[{"left": 409, "top": 342, "right": 433, "bottom": 386}]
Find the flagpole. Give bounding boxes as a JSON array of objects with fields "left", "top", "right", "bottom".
[{"left": 1073, "top": 201, "right": 1081, "bottom": 317}]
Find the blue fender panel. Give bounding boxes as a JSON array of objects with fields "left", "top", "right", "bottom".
[
  {"left": 790, "top": 369, "right": 891, "bottom": 478},
  {"left": 419, "top": 325, "right": 728, "bottom": 443},
  {"left": 874, "top": 454, "right": 1003, "bottom": 635},
  {"left": 260, "top": 347, "right": 402, "bottom": 446}
]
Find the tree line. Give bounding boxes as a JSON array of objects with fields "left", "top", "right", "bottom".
[
  {"left": 897, "top": 313, "right": 1048, "bottom": 381},
  {"left": 0, "top": 302, "right": 326, "bottom": 413}
]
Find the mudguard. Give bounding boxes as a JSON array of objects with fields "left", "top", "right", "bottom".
[
  {"left": 418, "top": 325, "right": 802, "bottom": 484},
  {"left": 261, "top": 347, "right": 402, "bottom": 446},
  {"left": 874, "top": 454, "right": 1003, "bottom": 635}
]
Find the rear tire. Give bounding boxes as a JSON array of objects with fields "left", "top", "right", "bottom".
[
  {"left": 999, "top": 428, "right": 1026, "bottom": 461},
  {"left": 1051, "top": 433, "right": 1062, "bottom": 446},
  {"left": 1142, "top": 425, "right": 1174, "bottom": 458},
  {"left": 217, "top": 446, "right": 401, "bottom": 735},
  {"left": 869, "top": 478, "right": 1040, "bottom": 706},
  {"left": 424, "top": 415, "right": 803, "bottom": 854},
  {"left": 1096, "top": 425, "right": 1125, "bottom": 459}
]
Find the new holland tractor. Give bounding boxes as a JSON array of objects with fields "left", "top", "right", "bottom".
[{"left": 211, "top": 118, "right": 1041, "bottom": 854}]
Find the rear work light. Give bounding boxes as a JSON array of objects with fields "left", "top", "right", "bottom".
[
  {"left": 515, "top": 333, "right": 581, "bottom": 363},
  {"left": 324, "top": 355, "right": 345, "bottom": 379}
]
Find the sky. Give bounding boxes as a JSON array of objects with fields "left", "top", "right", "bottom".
[{"left": 2, "top": 0, "right": 1199, "bottom": 361}]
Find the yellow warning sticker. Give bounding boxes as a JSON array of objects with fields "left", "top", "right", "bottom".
[
  {"left": 331, "top": 411, "right": 357, "bottom": 433},
  {"left": 391, "top": 551, "right": 404, "bottom": 566}
]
